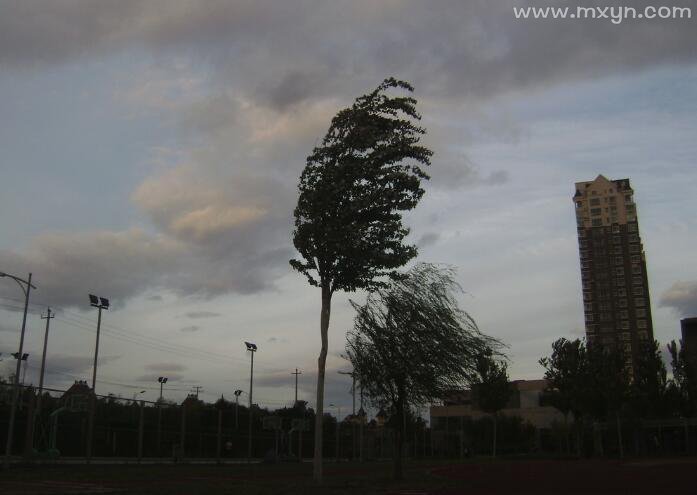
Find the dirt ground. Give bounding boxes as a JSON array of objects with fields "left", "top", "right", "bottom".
[{"left": 1, "top": 457, "right": 696, "bottom": 494}]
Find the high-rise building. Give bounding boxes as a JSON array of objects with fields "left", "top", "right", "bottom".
[{"left": 573, "top": 175, "right": 653, "bottom": 375}]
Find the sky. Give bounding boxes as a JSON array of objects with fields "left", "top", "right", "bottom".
[{"left": 1, "top": 0, "right": 696, "bottom": 419}]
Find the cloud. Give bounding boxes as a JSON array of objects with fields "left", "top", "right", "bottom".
[
  {"left": 416, "top": 232, "right": 440, "bottom": 248},
  {"left": 184, "top": 311, "right": 221, "bottom": 319},
  {"left": 660, "top": 281, "right": 697, "bottom": 317},
  {"left": 144, "top": 362, "right": 187, "bottom": 372},
  {"left": 180, "top": 325, "right": 200, "bottom": 333}
]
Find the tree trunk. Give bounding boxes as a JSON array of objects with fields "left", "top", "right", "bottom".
[
  {"left": 492, "top": 414, "right": 497, "bottom": 458},
  {"left": 313, "top": 284, "right": 332, "bottom": 483}
]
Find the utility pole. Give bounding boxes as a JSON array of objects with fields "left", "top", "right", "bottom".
[
  {"left": 192, "top": 386, "right": 203, "bottom": 399},
  {"left": 86, "top": 294, "right": 109, "bottom": 464},
  {"left": 2, "top": 271, "right": 35, "bottom": 471},
  {"left": 29, "top": 308, "right": 54, "bottom": 451},
  {"left": 292, "top": 369, "right": 302, "bottom": 404}
]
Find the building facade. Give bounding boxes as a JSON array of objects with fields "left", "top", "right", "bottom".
[{"left": 573, "top": 175, "right": 654, "bottom": 374}]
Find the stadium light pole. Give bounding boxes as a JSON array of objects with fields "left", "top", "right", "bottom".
[
  {"left": 86, "top": 294, "right": 109, "bottom": 464},
  {"left": 245, "top": 341, "right": 257, "bottom": 462},
  {"left": 2, "top": 271, "right": 36, "bottom": 471}
]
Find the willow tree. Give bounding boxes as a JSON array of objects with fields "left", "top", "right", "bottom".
[
  {"left": 346, "top": 264, "right": 501, "bottom": 480},
  {"left": 290, "top": 78, "right": 432, "bottom": 482}
]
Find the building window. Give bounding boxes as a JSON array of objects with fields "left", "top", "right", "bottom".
[
  {"left": 590, "top": 208, "right": 602, "bottom": 216},
  {"left": 624, "top": 343, "right": 632, "bottom": 353},
  {"left": 576, "top": 201, "right": 583, "bottom": 209},
  {"left": 586, "top": 313, "right": 594, "bottom": 322},
  {"left": 628, "top": 223, "right": 638, "bottom": 232},
  {"left": 616, "top": 277, "right": 625, "bottom": 286},
  {"left": 638, "top": 331, "right": 649, "bottom": 340},
  {"left": 629, "top": 234, "right": 639, "bottom": 243},
  {"left": 619, "top": 298, "right": 628, "bottom": 308},
  {"left": 637, "top": 320, "right": 647, "bottom": 329},
  {"left": 633, "top": 286, "right": 644, "bottom": 296},
  {"left": 613, "top": 236, "right": 621, "bottom": 244},
  {"left": 632, "top": 264, "right": 642, "bottom": 274},
  {"left": 621, "top": 332, "right": 631, "bottom": 341},
  {"left": 629, "top": 244, "right": 640, "bottom": 253},
  {"left": 584, "top": 303, "right": 593, "bottom": 312},
  {"left": 620, "top": 320, "right": 630, "bottom": 329},
  {"left": 617, "top": 288, "right": 627, "bottom": 297},
  {"left": 615, "top": 267, "right": 624, "bottom": 276},
  {"left": 590, "top": 198, "right": 600, "bottom": 206},
  {"left": 583, "top": 291, "right": 593, "bottom": 301},
  {"left": 592, "top": 219, "right": 602, "bottom": 227},
  {"left": 631, "top": 254, "right": 640, "bottom": 263},
  {"left": 635, "top": 298, "right": 645, "bottom": 307},
  {"left": 614, "top": 246, "right": 623, "bottom": 254},
  {"left": 636, "top": 308, "right": 646, "bottom": 318},
  {"left": 615, "top": 256, "right": 623, "bottom": 265},
  {"left": 620, "top": 310, "right": 629, "bottom": 319}
]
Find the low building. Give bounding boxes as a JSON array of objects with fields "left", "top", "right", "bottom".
[{"left": 429, "top": 379, "right": 563, "bottom": 429}]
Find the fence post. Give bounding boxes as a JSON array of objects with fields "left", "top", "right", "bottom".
[{"left": 137, "top": 401, "right": 144, "bottom": 463}]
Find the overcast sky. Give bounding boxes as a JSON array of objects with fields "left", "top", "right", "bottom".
[{"left": 1, "top": 0, "right": 696, "bottom": 418}]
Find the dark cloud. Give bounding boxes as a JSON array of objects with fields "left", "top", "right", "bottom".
[
  {"left": 2, "top": 1, "right": 695, "bottom": 102},
  {"left": 184, "top": 311, "right": 221, "bottom": 319},
  {"left": 180, "top": 325, "right": 200, "bottom": 333},
  {"left": 660, "top": 281, "right": 697, "bottom": 317}
]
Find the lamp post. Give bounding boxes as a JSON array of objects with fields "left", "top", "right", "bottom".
[
  {"left": 338, "top": 370, "right": 356, "bottom": 459},
  {"left": 12, "top": 353, "right": 29, "bottom": 385},
  {"left": 329, "top": 403, "right": 342, "bottom": 462},
  {"left": 158, "top": 377, "right": 168, "bottom": 402},
  {"left": 245, "top": 341, "right": 257, "bottom": 462},
  {"left": 2, "top": 271, "right": 36, "bottom": 471},
  {"left": 156, "top": 377, "right": 167, "bottom": 458},
  {"left": 86, "top": 294, "right": 109, "bottom": 464},
  {"left": 234, "top": 389, "right": 243, "bottom": 429}
]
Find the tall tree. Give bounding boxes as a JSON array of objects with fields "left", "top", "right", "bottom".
[
  {"left": 345, "top": 264, "right": 501, "bottom": 479},
  {"left": 291, "top": 78, "right": 432, "bottom": 482},
  {"left": 586, "top": 343, "right": 630, "bottom": 457},
  {"left": 539, "top": 338, "right": 589, "bottom": 455},
  {"left": 472, "top": 350, "right": 510, "bottom": 457}
]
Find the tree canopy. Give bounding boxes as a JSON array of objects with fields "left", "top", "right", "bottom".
[{"left": 290, "top": 77, "right": 432, "bottom": 294}]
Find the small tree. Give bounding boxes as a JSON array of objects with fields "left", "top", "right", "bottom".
[
  {"left": 291, "top": 78, "right": 432, "bottom": 482},
  {"left": 345, "top": 264, "right": 501, "bottom": 479},
  {"left": 472, "top": 350, "right": 510, "bottom": 457},
  {"left": 667, "top": 340, "right": 697, "bottom": 417},
  {"left": 631, "top": 340, "right": 669, "bottom": 419}
]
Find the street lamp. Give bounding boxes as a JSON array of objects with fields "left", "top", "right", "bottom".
[
  {"left": 245, "top": 341, "right": 257, "bottom": 462},
  {"left": 1, "top": 271, "right": 36, "bottom": 471},
  {"left": 158, "top": 377, "right": 168, "bottom": 402},
  {"left": 329, "top": 403, "right": 342, "bottom": 462},
  {"left": 234, "top": 389, "right": 243, "bottom": 429},
  {"left": 86, "top": 294, "right": 109, "bottom": 464}
]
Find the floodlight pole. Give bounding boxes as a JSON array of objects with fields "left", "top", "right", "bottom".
[
  {"left": 2, "top": 271, "right": 35, "bottom": 471},
  {"left": 292, "top": 368, "right": 302, "bottom": 404},
  {"left": 86, "top": 295, "right": 109, "bottom": 464},
  {"left": 246, "top": 342, "right": 257, "bottom": 462}
]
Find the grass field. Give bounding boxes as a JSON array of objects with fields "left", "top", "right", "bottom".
[{"left": 2, "top": 457, "right": 696, "bottom": 494}]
